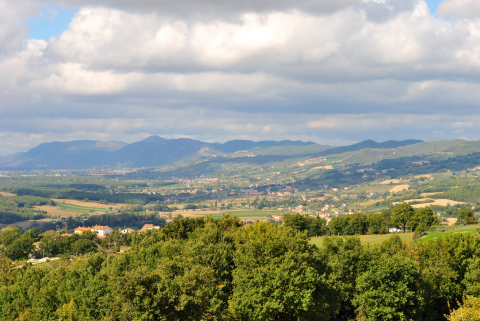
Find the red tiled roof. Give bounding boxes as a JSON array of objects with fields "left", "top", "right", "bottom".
[
  {"left": 74, "top": 227, "right": 91, "bottom": 231},
  {"left": 91, "top": 225, "right": 110, "bottom": 230},
  {"left": 139, "top": 224, "right": 159, "bottom": 233}
]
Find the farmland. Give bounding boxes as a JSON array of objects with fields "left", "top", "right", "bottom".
[{"left": 34, "top": 199, "right": 126, "bottom": 217}]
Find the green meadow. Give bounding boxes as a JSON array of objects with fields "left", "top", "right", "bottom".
[
  {"left": 310, "top": 232, "right": 413, "bottom": 247},
  {"left": 54, "top": 201, "right": 106, "bottom": 213},
  {"left": 419, "top": 228, "right": 478, "bottom": 242}
]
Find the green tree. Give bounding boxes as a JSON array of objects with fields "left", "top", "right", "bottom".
[
  {"left": 4, "top": 234, "right": 35, "bottom": 260},
  {"left": 458, "top": 208, "right": 477, "bottom": 225},
  {"left": 392, "top": 204, "right": 415, "bottom": 232},
  {"left": 57, "top": 300, "right": 78, "bottom": 321},
  {"left": 353, "top": 254, "right": 423, "bottom": 320},
  {"left": 0, "top": 227, "right": 22, "bottom": 246},
  {"left": 230, "top": 223, "right": 339, "bottom": 320}
]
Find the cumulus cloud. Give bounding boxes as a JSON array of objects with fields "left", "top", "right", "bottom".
[
  {"left": 437, "top": 0, "right": 480, "bottom": 19},
  {"left": 3, "top": 0, "right": 480, "bottom": 155},
  {"left": 0, "top": 0, "right": 40, "bottom": 57}
]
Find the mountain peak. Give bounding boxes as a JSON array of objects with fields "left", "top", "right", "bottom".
[{"left": 140, "top": 136, "right": 168, "bottom": 143}]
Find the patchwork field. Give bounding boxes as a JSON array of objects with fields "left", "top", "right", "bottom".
[
  {"left": 35, "top": 199, "right": 126, "bottom": 217},
  {"left": 52, "top": 199, "right": 126, "bottom": 209},
  {"left": 310, "top": 232, "right": 412, "bottom": 247},
  {"left": 411, "top": 199, "right": 465, "bottom": 208}
]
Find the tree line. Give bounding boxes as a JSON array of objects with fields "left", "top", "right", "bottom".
[
  {"left": 284, "top": 203, "right": 440, "bottom": 237},
  {"left": 0, "top": 215, "right": 479, "bottom": 320},
  {"left": 0, "top": 195, "right": 52, "bottom": 224}
]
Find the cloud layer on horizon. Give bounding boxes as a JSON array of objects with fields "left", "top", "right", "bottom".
[{"left": 1, "top": 0, "right": 480, "bottom": 155}]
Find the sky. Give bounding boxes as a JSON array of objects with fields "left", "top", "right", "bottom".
[{"left": 1, "top": 0, "right": 480, "bottom": 156}]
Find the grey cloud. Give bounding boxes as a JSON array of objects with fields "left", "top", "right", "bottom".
[
  {"left": 47, "top": 0, "right": 359, "bottom": 18},
  {"left": 437, "top": 0, "right": 480, "bottom": 19}
]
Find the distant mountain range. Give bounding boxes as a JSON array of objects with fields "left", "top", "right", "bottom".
[{"left": 0, "top": 136, "right": 424, "bottom": 169}]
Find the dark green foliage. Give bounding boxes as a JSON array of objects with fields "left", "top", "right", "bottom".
[
  {"left": 354, "top": 255, "right": 423, "bottom": 320},
  {"left": 39, "top": 232, "right": 100, "bottom": 257},
  {"left": 230, "top": 223, "right": 338, "bottom": 320},
  {"left": 392, "top": 203, "right": 415, "bottom": 233},
  {"left": 283, "top": 213, "right": 327, "bottom": 237},
  {"left": 3, "top": 217, "right": 480, "bottom": 320},
  {"left": 12, "top": 187, "right": 164, "bottom": 205},
  {"left": 0, "top": 195, "right": 50, "bottom": 223},
  {"left": 322, "top": 236, "right": 370, "bottom": 320}
]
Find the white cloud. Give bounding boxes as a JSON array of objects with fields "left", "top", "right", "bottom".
[
  {"left": 3, "top": 0, "right": 480, "bottom": 155},
  {"left": 437, "top": 0, "right": 480, "bottom": 19}
]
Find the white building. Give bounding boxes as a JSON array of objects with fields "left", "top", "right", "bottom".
[{"left": 91, "top": 225, "right": 113, "bottom": 236}]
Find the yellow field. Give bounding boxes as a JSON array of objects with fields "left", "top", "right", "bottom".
[
  {"left": 389, "top": 185, "right": 410, "bottom": 193},
  {"left": 411, "top": 199, "right": 465, "bottom": 208},
  {"left": 446, "top": 218, "right": 457, "bottom": 226},
  {"left": 415, "top": 174, "right": 432, "bottom": 179},
  {"left": 381, "top": 179, "right": 401, "bottom": 185},
  {"left": 0, "top": 192, "right": 16, "bottom": 197}
]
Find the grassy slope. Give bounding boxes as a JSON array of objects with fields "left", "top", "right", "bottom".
[
  {"left": 310, "top": 233, "right": 413, "bottom": 247},
  {"left": 420, "top": 228, "right": 478, "bottom": 242}
]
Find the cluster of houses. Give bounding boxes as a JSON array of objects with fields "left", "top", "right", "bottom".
[{"left": 74, "top": 224, "right": 160, "bottom": 238}]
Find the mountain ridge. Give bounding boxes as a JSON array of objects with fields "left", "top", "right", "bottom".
[{"left": 0, "top": 137, "right": 424, "bottom": 169}]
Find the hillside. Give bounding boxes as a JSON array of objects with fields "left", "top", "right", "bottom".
[
  {"left": 0, "top": 136, "right": 320, "bottom": 169},
  {"left": 0, "top": 137, "right": 428, "bottom": 170}
]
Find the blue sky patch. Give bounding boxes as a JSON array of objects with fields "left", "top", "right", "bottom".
[
  {"left": 425, "top": 0, "right": 444, "bottom": 15},
  {"left": 26, "top": 5, "right": 78, "bottom": 41}
]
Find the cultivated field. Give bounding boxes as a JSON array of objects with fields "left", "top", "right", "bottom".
[
  {"left": 389, "top": 185, "right": 410, "bottom": 193},
  {"left": 0, "top": 191, "right": 16, "bottom": 197},
  {"left": 446, "top": 218, "right": 458, "bottom": 226},
  {"left": 35, "top": 199, "right": 126, "bottom": 217},
  {"left": 52, "top": 199, "right": 126, "bottom": 209},
  {"left": 380, "top": 179, "right": 401, "bottom": 185},
  {"left": 411, "top": 199, "right": 465, "bottom": 208},
  {"left": 415, "top": 174, "right": 432, "bottom": 179}
]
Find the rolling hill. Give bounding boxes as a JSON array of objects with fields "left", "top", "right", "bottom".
[{"left": 0, "top": 137, "right": 426, "bottom": 170}]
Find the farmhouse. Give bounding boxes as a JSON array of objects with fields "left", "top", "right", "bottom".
[
  {"left": 121, "top": 228, "right": 136, "bottom": 234},
  {"left": 91, "top": 225, "right": 113, "bottom": 236},
  {"left": 138, "top": 224, "right": 160, "bottom": 233},
  {"left": 74, "top": 227, "right": 91, "bottom": 235}
]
